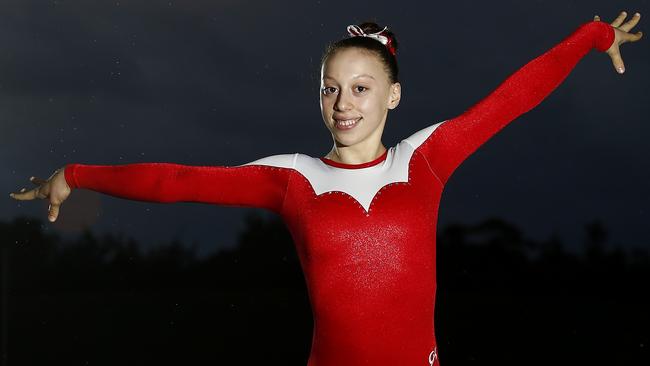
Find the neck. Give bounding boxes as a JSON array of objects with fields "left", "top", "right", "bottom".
[{"left": 325, "top": 144, "right": 387, "bottom": 165}]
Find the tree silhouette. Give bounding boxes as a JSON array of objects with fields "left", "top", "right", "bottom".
[{"left": 1, "top": 213, "right": 647, "bottom": 365}]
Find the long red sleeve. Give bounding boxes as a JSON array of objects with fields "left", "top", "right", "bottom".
[
  {"left": 416, "top": 20, "right": 615, "bottom": 185},
  {"left": 63, "top": 159, "right": 294, "bottom": 214}
]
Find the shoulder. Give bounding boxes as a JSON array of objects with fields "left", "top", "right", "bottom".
[
  {"left": 401, "top": 120, "right": 449, "bottom": 150},
  {"left": 236, "top": 152, "right": 329, "bottom": 171},
  {"left": 237, "top": 153, "right": 298, "bottom": 169}
]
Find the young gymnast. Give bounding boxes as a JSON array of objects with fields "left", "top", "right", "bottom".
[{"left": 10, "top": 11, "right": 643, "bottom": 366}]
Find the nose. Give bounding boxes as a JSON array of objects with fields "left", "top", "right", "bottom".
[{"left": 334, "top": 89, "right": 353, "bottom": 111}]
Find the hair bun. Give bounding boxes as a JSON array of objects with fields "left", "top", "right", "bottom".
[
  {"left": 357, "top": 22, "right": 385, "bottom": 34},
  {"left": 355, "top": 21, "right": 399, "bottom": 56}
]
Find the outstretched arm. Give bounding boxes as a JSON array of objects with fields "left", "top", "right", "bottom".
[
  {"left": 10, "top": 155, "right": 296, "bottom": 221},
  {"left": 415, "top": 14, "right": 640, "bottom": 185},
  {"left": 62, "top": 155, "right": 295, "bottom": 214}
]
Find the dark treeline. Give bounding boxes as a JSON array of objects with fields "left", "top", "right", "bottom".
[{"left": 1, "top": 214, "right": 648, "bottom": 365}]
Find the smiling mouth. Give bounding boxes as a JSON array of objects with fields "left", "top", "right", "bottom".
[{"left": 334, "top": 117, "right": 362, "bottom": 130}]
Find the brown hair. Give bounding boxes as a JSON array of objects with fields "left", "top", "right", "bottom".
[{"left": 320, "top": 21, "right": 400, "bottom": 84}]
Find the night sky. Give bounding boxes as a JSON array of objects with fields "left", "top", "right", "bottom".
[{"left": 2, "top": 0, "right": 648, "bottom": 258}]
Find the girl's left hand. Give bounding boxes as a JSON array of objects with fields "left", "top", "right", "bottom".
[{"left": 594, "top": 11, "right": 643, "bottom": 74}]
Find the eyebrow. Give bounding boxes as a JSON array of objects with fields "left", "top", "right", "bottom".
[{"left": 323, "top": 74, "right": 375, "bottom": 81}]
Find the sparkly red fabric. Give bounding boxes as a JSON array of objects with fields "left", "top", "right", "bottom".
[{"left": 64, "top": 21, "right": 613, "bottom": 366}]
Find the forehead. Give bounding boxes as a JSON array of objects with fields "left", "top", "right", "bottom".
[{"left": 321, "top": 48, "right": 385, "bottom": 82}]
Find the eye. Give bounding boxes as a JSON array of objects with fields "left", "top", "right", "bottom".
[
  {"left": 355, "top": 86, "right": 368, "bottom": 93},
  {"left": 322, "top": 86, "right": 336, "bottom": 95}
]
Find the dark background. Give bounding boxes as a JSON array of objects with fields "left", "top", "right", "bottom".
[{"left": 1, "top": 0, "right": 648, "bottom": 365}]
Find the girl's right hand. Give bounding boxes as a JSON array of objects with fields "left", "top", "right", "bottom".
[{"left": 9, "top": 167, "right": 72, "bottom": 222}]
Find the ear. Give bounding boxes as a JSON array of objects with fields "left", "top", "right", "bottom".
[{"left": 387, "top": 82, "right": 401, "bottom": 110}]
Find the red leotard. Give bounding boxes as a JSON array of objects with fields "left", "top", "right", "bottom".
[{"left": 63, "top": 21, "right": 614, "bottom": 366}]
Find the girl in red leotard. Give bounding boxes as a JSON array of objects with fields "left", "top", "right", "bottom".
[{"left": 10, "top": 11, "right": 643, "bottom": 366}]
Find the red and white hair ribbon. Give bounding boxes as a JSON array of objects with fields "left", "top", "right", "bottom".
[{"left": 346, "top": 25, "right": 396, "bottom": 56}]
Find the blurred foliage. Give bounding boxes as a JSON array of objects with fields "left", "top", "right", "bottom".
[{"left": 0, "top": 213, "right": 647, "bottom": 365}]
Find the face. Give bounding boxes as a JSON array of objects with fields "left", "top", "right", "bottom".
[{"left": 320, "top": 48, "right": 401, "bottom": 151}]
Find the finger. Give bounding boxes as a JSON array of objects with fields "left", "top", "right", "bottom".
[
  {"left": 619, "top": 31, "right": 643, "bottom": 45},
  {"left": 610, "top": 50, "right": 626, "bottom": 73},
  {"left": 623, "top": 30, "right": 644, "bottom": 44},
  {"left": 620, "top": 12, "right": 641, "bottom": 32},
  {"left": 10, "top": 188, "right": 28, "bottom": 197},
  {"left": 30, "top": 176, "right": 48, "bottom": 185},
  {"left": 611, "top": 11, "right": 628, "bottom": 28},
  {"left": 47, "top": 169, "right": 62, "bottom": 181},
  {"left": 9, "top": 187, "right": 39, "bottom": 200},
  {"left": 48, "top": 202, "right": 60, "bottom": 222}
]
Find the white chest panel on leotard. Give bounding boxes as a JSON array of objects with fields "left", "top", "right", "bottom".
[{"left": 239, "top": 121, "right": 446, "bottom": 212}]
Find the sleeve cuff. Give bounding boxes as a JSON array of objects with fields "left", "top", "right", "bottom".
[
  {"left": 589, "top": 20, "right": 615, "bottom": 52},
  {"left": 64, "top": 163, "right": 79, "bottom": 189}
]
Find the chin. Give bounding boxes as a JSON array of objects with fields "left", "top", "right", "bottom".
[{"left": 332, "top": 133, "right": 364, "bottom": 147}]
